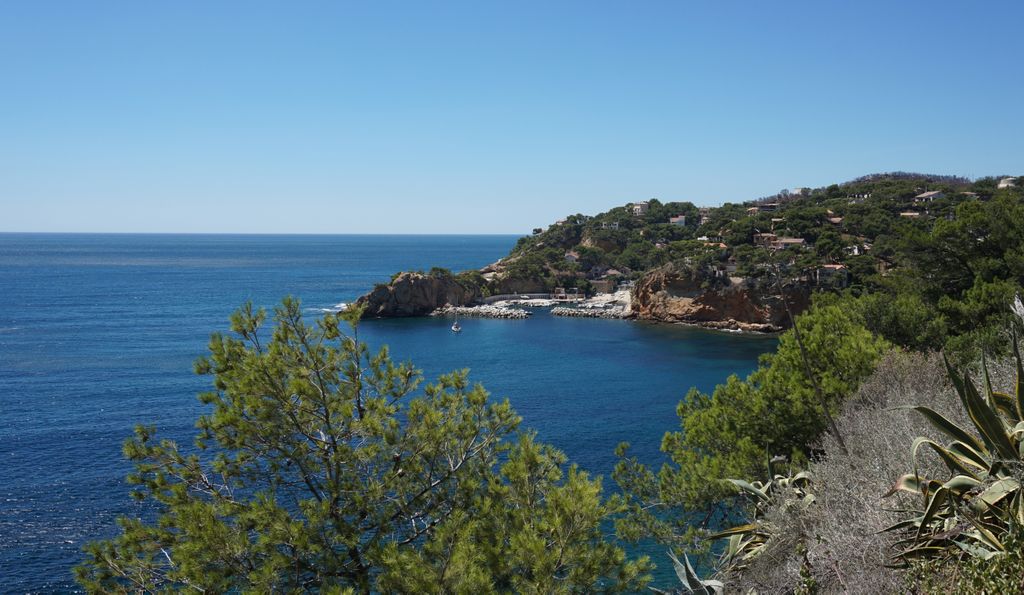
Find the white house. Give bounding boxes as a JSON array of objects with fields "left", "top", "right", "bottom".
[
  {"left": 669, "top": 215, "right": 686, "bottom": 226},
  {"left": 914, "top": 190, "right": 944, "bottom": 203},
  {"left": 630, "top": 201, "right": 650, "bottom": 216},
  {"left": 998, "top": 177, "right": 1018, "bottom": 189}
]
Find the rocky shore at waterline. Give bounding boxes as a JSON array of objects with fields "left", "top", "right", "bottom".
[
  {"left": 549, "top": 306, "right": 632, "bottom": 319},
  {"left": 431, "top": 304, "right": 531, "bottom": 319}
]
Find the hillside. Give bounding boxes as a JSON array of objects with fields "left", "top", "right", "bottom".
[{"left": 360, "top": 172, "right": 1023, "bottom": 341}]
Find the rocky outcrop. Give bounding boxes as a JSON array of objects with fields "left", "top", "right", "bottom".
[
  {"left": 432, "top": 304, "right": 531, "bottom": 319},
  {"left": 631, "top": 264, "right": 810, "bottom": 332},
  {"left": 355, "top": 272, "right": 483, "bottom": 318}
]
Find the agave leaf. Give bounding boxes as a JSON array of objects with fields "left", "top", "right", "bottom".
[
  {"left": 982, "top": 352, "right": 995, "bottom": 407},
  {"left": 953, "top": 539, "right": 1002, "bottom": 560},
  {"left": 667, "top": 551, "right": 721, "bottom": 594},
  {"left": 667, "top": 551, "right": 692, "bottom": 589},
  {"left": 991, "top": 391, "right": 1017, "bottom": 419},
  {"left": 725, "top": 479, "right": 770, "bottom": 502},
  {"left": 959, "top": 525, "right": 1005, "bottom": 553},
  {"left": 961, "top": 370, "right": 1019, "bottom": 461},
  {"left": 895, "top": 544, "right": 953, "bottom": 560},
  {"left": 885, "top": 473, "right": 943, "bottom": 498},
  {"left": 942, "top": 475, "right": 983, "bottom": 494},
  {"left": 946, "top": 441, "right": 991, "bottom": 473},
  {"left": 916, "top": 487, "right": 953, "bottom": 541},
  {"left": 1014, "top": 327, "right": 1024, "bottom": 422},
  {"left": 912, "top": 437, "right": 983, "bottom": 479},
  {"left": 945, "top": 354, "right": 970, "bottom": 413},
  {"left": 972, "top": 478, "right": 1020, "bottom": 511},
  {"left": 707, "top": 523, "right": 761, "bottom": 539},
  {"left": 909, "top": 405, "right": 987, "bottom": 457}
]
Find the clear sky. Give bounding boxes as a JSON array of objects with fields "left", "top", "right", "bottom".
[{"left": 2, "top": 1, "right": 1022, "bottom": 234}]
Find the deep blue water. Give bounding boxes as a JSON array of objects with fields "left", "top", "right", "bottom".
[{"left": 0, "top": 233, "right": 775, "bottom": 592}]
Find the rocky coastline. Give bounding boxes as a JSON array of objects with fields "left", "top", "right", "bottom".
[
  {"left": 355, "top": 264, "right": 805, "bottom": 333},
  {"left": 629, "top": 263, "right": 808, "bottom": 332}
]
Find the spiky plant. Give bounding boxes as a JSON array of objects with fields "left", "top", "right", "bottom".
[
  {"left": 885, "top": 331, "right": 1024, "bottom": 563},
  {"left": 649, "top": 551, "right": 724, "bottom": 595},
  {"left": 711, "top": 469, "right": 815, "bottom": 573}
]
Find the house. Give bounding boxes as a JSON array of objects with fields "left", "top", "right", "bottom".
[
  {"left": 771, "top": 237, "right": 806, "bottom": 250},
  {"left": 746, "top": 206, "right": 760, "bottom": 215},
  {"left": 669, "top": 215, "right": 686, "bottom": 226},
  {"left": 790, "top": 188, "right": 810, "bottom": 197},
  {"left": 900, "top": 211, "right": 921, "bottom": 219},
  {"left": 827, "top": 217, "right": 844, "bottom": 225},
  {"left": 630, "top": 201, "right": 650, "bottom": 216},
  {"left": 753, "top": 232, "right": 777, "bottom": 247},
  {"left": 564, "top": 251, "right": 579, "bottom": 263},
  {"left": 914, "top": 191, "right": 944, "bottom": 203},
  {"left": 816, "top": 264, "right": 849, "bottom": 288},
  {"left": 703, "top": 242, "right": 728, "bottom": 250},
  {"left": 998, "top": 177, "right": 1017, "bottom": 189},
  {"left": 698, "top": 208, "right": 712, "bottom": 226},
  {"left": 600, "top": 221, "right": 620, "bottom": 230},
  {"left": 760, "top": 202, "right": 780, "bottom": 212}
]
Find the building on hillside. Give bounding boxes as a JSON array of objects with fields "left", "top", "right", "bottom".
[
  {"left": 771, "top": 237, "right": 806, "bottom": 250},
  {"left": 630, "top": 201, "right": 650, "bottom": 216},
  {"left": 828, "top": 217, "right": 844, "bottom": 225},
  {"left": 760, "top": 202, "right": 780, "bottom": 212},
  {"left": 564, "top": 251, "right": 579, "bottom": 263},
  {"left": 601, "top": 221, "right": 620, "bottom": 230},
  {"left": 669, "top": 215, "right": 686, "bottom": 226},
  {"left": 790, "top": 187, "right": 810, "bottom": 197},
  {"left": 914, "top": 190, "right": 944, "bottom": 203},
  {"left": 816, "top": 264, "right": 849, "bottom": 288},
  {"left": 746, "top": 206, "right": 760, "bottom": 215},
  {"left": 900, "top": 211, "right": 922, "bottom": 219},
  {"left": 998, "top": 177, "right": 1018, "bottom": 189},
  {"left": 698, "top": 208, "right": 712, "bottom": 226},
  {"left": 753, "top": 232, "right": 777, "bottom": 247}
]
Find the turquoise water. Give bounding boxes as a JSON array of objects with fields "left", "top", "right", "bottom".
[{"left": 0, "top": 233, "right": 775, "bottom": 591}]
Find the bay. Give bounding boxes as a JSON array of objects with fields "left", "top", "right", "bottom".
[{"left": 0, "top": 233, "right": 775, "bottom": 591}]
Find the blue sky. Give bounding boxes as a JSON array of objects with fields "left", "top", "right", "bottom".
[{"left": 2, "top": 1, "right": 1022, "bottom": 234}]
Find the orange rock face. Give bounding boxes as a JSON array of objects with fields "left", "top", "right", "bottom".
[{"left": 630, "top": 264, "right": 810, "bottom": 332}]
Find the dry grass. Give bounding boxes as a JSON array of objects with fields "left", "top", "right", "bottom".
[{"left": 725, "top": 351, "right": 1015, "bottom": 594}]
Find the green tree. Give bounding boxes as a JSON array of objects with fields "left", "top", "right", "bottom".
[
  {"left": 614, "top": 302, "right": 889, "bottom": 548},
  {"left": 76, "top": 299, "right": 649, "bottom": 593}
]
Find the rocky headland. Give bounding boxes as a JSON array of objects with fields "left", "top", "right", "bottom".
[
  {"left": 630, "top": 263, "right": 809, "bottom": 332},
  {"left": 354, "top": 271, "right": 482, "bottom": 317}
]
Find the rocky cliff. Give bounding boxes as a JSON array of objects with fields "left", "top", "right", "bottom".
[
  {"left": 630, "top": 264, "right": 810, "bottom": 332},
  {"left": 355, "top": 272, "right": 483, "bottom": 318}
]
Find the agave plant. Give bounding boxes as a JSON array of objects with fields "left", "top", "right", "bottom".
[
  {"left": 885, "top": 332, "right": 1024, "bottom": 563},
  {"left": 650, "top": 551, "right": 724, "bottom": 595},
  {"left": 710, "top": 468, "right": 815, "bottom": 572}
]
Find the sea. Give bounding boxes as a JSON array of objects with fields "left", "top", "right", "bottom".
[{"left": 0, "top": 233, "right": 776, "bottom": 592}]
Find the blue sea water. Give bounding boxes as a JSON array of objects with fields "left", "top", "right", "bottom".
[{"left": 0, "top": 233, "right": 775, "bottom": 592}]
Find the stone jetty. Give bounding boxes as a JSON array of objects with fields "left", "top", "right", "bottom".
[
  {"left": 550, "top": 306, "right": 631, "bottom": 319},
  {"left": 431, "top": 304, "right": 531, "bottom": 319}
]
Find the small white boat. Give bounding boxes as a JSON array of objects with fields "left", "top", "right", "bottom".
[{"left": 451, "top": 321, "right": 461, "bottom": 333}]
